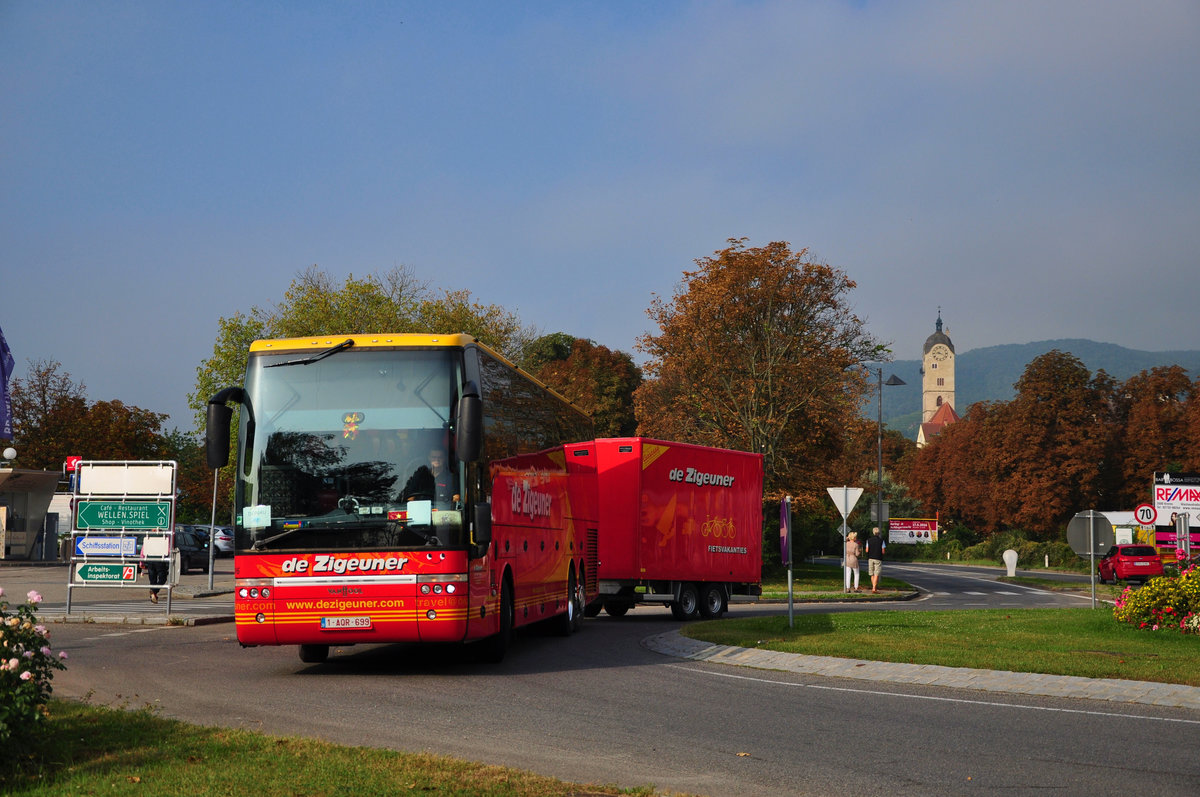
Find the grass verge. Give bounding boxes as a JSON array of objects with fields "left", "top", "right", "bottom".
[
  {"left": 2, "top": 701, "right": 659, "bottom": 796},
  {"left": 759, "top": 563, "right": 912, "bottom": 601},
  {"left": 683, "top": 608, "right": 1200, "bottom": 685}
]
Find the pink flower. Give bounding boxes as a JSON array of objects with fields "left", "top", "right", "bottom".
[
  {"left": 58, "top": 651, "right": 68, "bottom": 660},
  {"left": 0, "top": 587, "right": 4, "bottom": 598},
  {"left": 26, "top": 590, "right": 42, "bottom": 604},
  {"left": 19, "top": 671, "right": 32, "bottom": 681},
  {"left": 1153, "top": 624, "right": 1160, "bottom": 631}
]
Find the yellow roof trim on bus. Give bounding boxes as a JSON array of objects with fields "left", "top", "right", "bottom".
[
  {"left": 249, "top": 334, "right": 479, "bottom": 353},
  {"left": 247, "top": 332, "right": 591, "bottom": 419}
]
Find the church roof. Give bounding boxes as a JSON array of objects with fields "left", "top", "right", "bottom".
[
  {"left": 922, "top": 311, "right": 954, "bottom": 355},
  {"left": 918, "top": 401, "right": 961, "bottom": 443}
]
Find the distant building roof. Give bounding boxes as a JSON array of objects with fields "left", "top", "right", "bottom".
[{"left": 916, "top": 401, "right": 961, "bottom": 447}]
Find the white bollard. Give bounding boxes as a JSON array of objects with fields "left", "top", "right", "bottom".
[{"left": 1003, "top": 549, "right": 1019, "bottom": 577}]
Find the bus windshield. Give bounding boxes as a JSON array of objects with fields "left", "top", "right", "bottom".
[{"left": 235, "top": 348, "right": 466, "bottom": 553}]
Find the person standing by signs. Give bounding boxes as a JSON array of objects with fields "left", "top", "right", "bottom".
[
  {"left": 143, "top": 537, "right": 169, "bottom": 604},
  {"left": 844, "top": 532, "right": 862, "bottom": 593},
  {"left": 865, "top": 527, "right": 886, "bottom": 593}
]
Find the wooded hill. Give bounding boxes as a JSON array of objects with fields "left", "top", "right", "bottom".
[{"left": 878, "top": 340, "right": 1200, "bottom": 438}]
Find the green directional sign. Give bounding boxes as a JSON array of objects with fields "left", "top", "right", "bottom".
[
  {"left": 75, "top": 563, "right": 139, "bottom": 582},
  {"left": 75, "top": 500, "right": 172, "bottom": 530}
]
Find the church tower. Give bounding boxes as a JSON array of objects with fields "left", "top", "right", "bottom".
[{"left": 920, "top": 311, "right": 955, "bottom": 422}]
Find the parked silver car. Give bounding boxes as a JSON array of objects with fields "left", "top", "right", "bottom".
[{"left": 190, "top": 524, "right": 234, "bottom": 556}]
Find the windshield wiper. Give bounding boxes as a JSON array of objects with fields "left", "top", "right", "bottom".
[{"left": 264, "top": 338, "right": 355, "bottom": 368}]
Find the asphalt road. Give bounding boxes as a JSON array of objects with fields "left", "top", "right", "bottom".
[{"left": 35, "top": 560, "right": 1200, "bottom": 797}]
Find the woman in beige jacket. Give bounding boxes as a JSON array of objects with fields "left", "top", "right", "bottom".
[{"left": 844, "top": 532, "right": 862, "bottom": 593}]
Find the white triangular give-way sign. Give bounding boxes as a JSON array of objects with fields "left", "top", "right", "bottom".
[{"left": 826, "top": 486, "right": 864, "bottom": 520}]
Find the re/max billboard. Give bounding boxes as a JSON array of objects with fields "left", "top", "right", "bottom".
[{"left": 1154, "top": 472, "right": 1200, "bottom": 527}]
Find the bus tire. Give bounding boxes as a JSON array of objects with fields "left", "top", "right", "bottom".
[
  {"left": 299, "top": 644, "right": 329, "bottom": 664},
  {"left": 699, "top": 583, "right": 725, "bottom": 620},
  {"left": 479, "top": 578, "right": 514, "bottom": 663},
  {"left": 571, "top": 572, "right": 584, "bottom": 633},
  {"left": 671, "top": 583, "right": 700, "bottom": 621},
  {"left": 584, "top": 600, "right": 602, "bottom": 618},
  {"left": 553, "top": 570, "right": 579, "bottom": 637}
]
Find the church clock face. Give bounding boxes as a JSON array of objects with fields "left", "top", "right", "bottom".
[{"left": 930, "top": 344, "right": 950, "bottom": 362}]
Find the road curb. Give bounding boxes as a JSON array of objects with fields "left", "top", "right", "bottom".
[{"left": 643, "top": 630, "right": 1200, "bottom": 710}]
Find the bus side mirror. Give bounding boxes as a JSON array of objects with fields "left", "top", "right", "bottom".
[
  {"left": 473, "top": 502, "right": 492, "bottom": 549},
  {"left": 456, "top": 381, "right": 482, "bottom": 463},
  {"left": 206, "top": 387, "right": 245, "bottom": 469}
]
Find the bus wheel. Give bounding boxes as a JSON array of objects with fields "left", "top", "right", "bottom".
[
  {"left": 584, "top": 601, "right": 602, "bottom": 618},
  {"left": 699, "top": 584, "right": 725, "bottom": 620},
  {"left": 571, "top": 575, "right": 584, "bottom": 633},
  {"left": 553, "top": 571, "right": 579, "bottom": 636},
  {"left": 479, "top": 580, "right": 513, "bottom": 663},
  {"left": 299, "top": 644, "right": 329, "bottom": 664},
  {"left": 603, "top": 601, "right": 629, "bottom": 617},
  {"left": 671, "top": 583, "right": 700, "bottom": 621}
]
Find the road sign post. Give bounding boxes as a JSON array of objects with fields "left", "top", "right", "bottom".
[
  {"left": 1067, "top": 510, "right": 1114, "bottom": 609},
  {"left": 781, "top": 497, "right": 794, "bottom": 628}
]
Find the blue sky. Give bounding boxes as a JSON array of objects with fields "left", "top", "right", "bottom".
[{"left": 3, "top": 1, "right": 1198, "bottom": 431}]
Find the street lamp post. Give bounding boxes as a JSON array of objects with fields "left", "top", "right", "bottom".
[{"left": 876, "top": 369, "right": 906, "bottom": 535}]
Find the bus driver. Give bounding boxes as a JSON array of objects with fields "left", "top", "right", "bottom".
[{"left": 402, "top": 447, "right": 459, "bottom": 506}]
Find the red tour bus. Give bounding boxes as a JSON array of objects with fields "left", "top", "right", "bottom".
[{"left": 205, "top": 334, "right": 596, "bottom": 664}]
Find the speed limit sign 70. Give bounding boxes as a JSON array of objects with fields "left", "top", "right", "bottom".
[{"left": 1135, "top": 503, "right": 1157, "bottom": 526}]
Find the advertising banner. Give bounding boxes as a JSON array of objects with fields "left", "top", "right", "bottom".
[
  {"left": 0, "top": 324, "right": 13, "bottom": 440},
  {"left": 1153, "top": 472, "right": 1200, "bottom": 550},
  {"left": 888, "top": 518, "right": 937, "bottom": 544}
]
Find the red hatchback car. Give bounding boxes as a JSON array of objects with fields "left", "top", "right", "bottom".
[{"left": 1098, "top": 545, "right": 1164, "bottom": 584}]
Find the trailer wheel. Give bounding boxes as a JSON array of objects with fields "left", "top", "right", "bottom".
[
  {"left": 603, "top": 601, "right": 629, "bottom": 617},
  {"left": 298, "top": 644, "right": 329, "bottom": 664},
  {"left": 584, "top": 601, "right": 602, "bottom": 618},
  {"left": 671, "top": 583, "right": 700, "bottom": 621},
  {"left": 699, "top": 584, "right": 726, "bottom": 619}
]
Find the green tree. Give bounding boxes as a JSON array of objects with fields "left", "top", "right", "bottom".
[
  {"left": 189, "top": 266, "right": 534, "bottom": 428},
  {"left": 634, "top": 238, "right": 885, "bottom": 507},
  {"left": 520, "top": 332, "right": 576, "bottom": 373}
]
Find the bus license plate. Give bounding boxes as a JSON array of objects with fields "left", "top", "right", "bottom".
[{"left": 320, "top": 616, "right": 372, "bottom": 629}]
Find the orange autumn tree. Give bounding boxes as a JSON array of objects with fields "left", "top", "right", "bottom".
[
  {"left": 526, "top": 337, "right": 642, "bottom": 438},
  {"left": 909, "top": 351, "right": 1116, "bottom": 538},
  {"left": 634, "top": 238, "right": 885, "bottom": 506},
  {"left": 1111, "top": 366, "right": 1193, "bottom": 506}
]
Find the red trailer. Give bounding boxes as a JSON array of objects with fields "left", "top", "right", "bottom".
[{"left": 571, "top": 437, "right": 764, "bottom": 620}]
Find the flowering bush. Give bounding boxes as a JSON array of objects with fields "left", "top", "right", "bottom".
[
  {"left": 1113, "top": 561, "right": 1200, "bottom": 633},
  {"left": 0, "top": 587, "right": 67, "bottom": 756}
]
